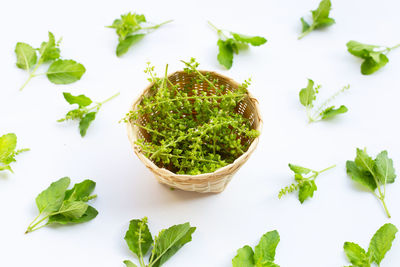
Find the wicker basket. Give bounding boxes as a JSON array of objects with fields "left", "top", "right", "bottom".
[{"left": 127, "top": 70, "right": 262, "bottom": 193}]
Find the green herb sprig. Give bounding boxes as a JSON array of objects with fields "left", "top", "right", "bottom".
[
  {"left": 123, "top": 58, "right": 259, "bottom": 175},
  {"left": 0, "top": 133, "right": 29, "bottom": 173},
  {"left": 232, "top": 230, "right": 280, "bottom": 267},
  {"left": 299, "top": 0, "right": 335, "bottom": 39},
  {"left": 208, "top": 21, "right": 267, "bottom": 69},
  {"left": 344, "top": 223, "right": 398, "bottom": 267},
  {"left": 346, "top": 148, "right": 396, "bottom": 218},
  {"left": 15, "top": 32, "right": 86, "bottom": 91},
  {"left": 25, "top": 177, "right": 98, "bottom": 234},
  {"left": 279, "top": 163, "right": 335, "bottom": 203},
  {"left": 299, "top": 79, "right": 349, "bottom": 123},
  {"left": 123, "top": 217, "right": 196, "bottom": 267},
  {"left": 346, "top": 41, "right": 400, "bottom": 75},
  {"left": 107, "top": 12, "right": 172, "bottom": 57},
  {"left": 58, "top": 92, "right": 120, "bottom": 137}
]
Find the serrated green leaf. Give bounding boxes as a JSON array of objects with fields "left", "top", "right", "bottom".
[
  {"left": 63, "top": 92, "right": 92, "bottom": 108},
  {"left": 343, "top": 242, "right": 370, "bottom": 267},
  {"left": 288, "top": 164, "right": 312, "bottom": 175},
  {"left": 123, "top": 260, "right": 138, "bottom": 267},
  {"left": 346, "top": 160, "right": 377, "bottom": 191},
  {"left": 47, "top": 59, "right": 86, "bottom": 84},
  {"left": 232, "top": 245, "right": 255, "bottom": 267},
  {"left": 124, "top": 218, "right": 154, "bottom": 258},
  {"left": 151, "top": 223, "right": 196, "bottom": 267},
  {"left": 79, "top": 112, "right": 97, "bottom": 137},
  {"left": 299, "top": 79, "right": 316, "bottom": 107},
  {"left": 231, "top": 33, "right": 267, "bottom": 46},
  {"left": 298, "top": 180, "right": 317, "bottom": 203},
  {"left": 254, "top": 230, "right": 280, "bottom": 265},
  {"left": 15, "top": 42, "right": 37, "bottom": 70},
  {"left": 35, "top": 177, "right": 70, "bottom": 213},
  {"left": 368, "top": 223, "right": 398, "bottom": 265},
  {"left": 39, "top": 32, "right": 60, "bottom": 63},
  {"left": 116, "top": 34, "right": 146, "bottom": 57},
  {"left": 320, "top": 105, "right": 348, "bottom": 120},
  {"left": 217, "top": 39, "right": 234, "bottom": 69}
]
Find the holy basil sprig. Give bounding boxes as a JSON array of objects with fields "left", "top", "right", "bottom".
[
  {"left": 344, "top": 223, "right": 398, "bottom": 267},
  {"left": 123, "top": 217, "right": 196, "bottom": 267},
  {"left": 299, "top": 0, "right": 335, "bottom": 39},
  {"left": 58, "top": 92, "right": 120, "bottom": 137},
  {"left": 346, "top": 41, "right": 400, "bottom": 75},
  {"left": 232, "top": 230, "right": 280, "bottom": 267},
  {"left": 107, "top": 12, "right": 172, "bottom": 57},
  {"left": 208, "top": 21, "right": 267, "bottom": 69},
  {"left": 15, "top": 32, "right": 86, "bottom": 91},
  {"left": 25, "top": 177, "right": 98, "bottom": 234},
  {"left": 279, "top": 163, "right": 335, "bottom": 203},
  {"left": 346, "top": 148, "right": 396, "bottom": 218},
  {"left": 299, "top": 79, "right": 349, "bottom": 123},
  {"left": 0, "top": 133, "right": 29, "bottom": 173}
]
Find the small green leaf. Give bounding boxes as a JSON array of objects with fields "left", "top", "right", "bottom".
[
  {"left": 320, "top": 105, "right": 348, "bottom": 120},
  {"left": 48, "top": 205, "right": 98, "bottom": 225},
  {"left": 368, "top": 223, "right": 398, "bottom": 265},
  {"left": 288, "top": 164, "right": 312, "bottom": 175},
  {"left": 311, "top": 0, "right": 334, "bottom": 28},
  {"left": 47, "top": 59, "right": 86, "bottom": 84},
  {"left": 116, "top": 34, "right": 146, "bottom": 57},
  {"left": 298, "top": 180, "right": 317, "bottom": 203},
  {"left": 355, "top": 148, "right": 375, "bottom": 174},
  {"left": 346, "top": 41, "right": 380, "bottom": 58},
  {"left": 217, "top": 39, "right": 234, "bottom": 69},
  {"left": 123, "top": 260, "right": 138, "bottom": 267},
  {"left": 35, "top": 177, "right": 70, "bottom": 213},
  {"left": 39, "top": 32, "right": 60, "bottom": 63},
  {"left": 346, "top": 160, "right": 377, "bottom": 191},
  {"left": 151, "top": 223, "right": 196, "bottom": 267},
  {"left": 299, "top": 79, "right": 316, "bottom": 107},
  {"left": 300, "top": 18, "right": 310, "bottom": 33},
  {"left": 0, "top": 133, "right": 17, "bottom": 164},
  {"left": 64, "top": 179, "right": 96, "bottom": 201},
  {"left": 79, "top": 112, "right": 97, "bottom": 137},
  {"left": 232, "top": 245, "right": 255, "bottom": 267},
  {"left": 254, "top": 230, "right": 280, "bottom": 264},
  {"left": 231, "top": 33, "right": 267, "bottom": 46},
  {"left": 374, "top": 151, "right": 396, "bottom": 184},
  {"left": 360, "top": 54, "right": 389, "bottom": 75},
  {"left": 124, "top": 218, "right": 154, "bottom": 258},
  {"left": 63, "top": 92, "right": 92, "bottom": 108},
  {"left": 343, "top": 242, "right": 370, "bottom": 266},
  {"left": 15, "top": 42, "right": 37, "bottom": 70},
  {"left": 57, "top": 201, "right": 88, "bottom": 219}
]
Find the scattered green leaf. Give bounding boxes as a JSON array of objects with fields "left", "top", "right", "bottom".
[
  {"left": 25, "top": 177, "right": 98, "bottom": 233},
  {"left": 298, "top": 0, "right": 335, "bottom": 39},
  {"left": 232, "top": 230, "right": 280, "bottom": 267},
  {"left": 107, "top": 12, "right": 172, "bottom": 57},
  {"left": 58, "top": 92, "right": 119, "bottom": 137},
  {"left": 346, "top": 148, "right": 396, "bottom": 218},
  {"left": 0, "top": 133, "right": 29, "bottom": 173},
  {"left": 344, "top": 223, "right": 398, "bottom": 267},
  {"left": 208, "top": 21, "right": 267, "bottom": 69},
  {"left": 279, "top": 163, "right": 335, "bottom": 203},
  {"left": 298, "top": 79, "right": 349, "bottom": 123},
  {"left": 123, "top": 217, "right": 196, "bottom": 267},
  {"left": 15, "top": 32, "right": 85, "bottom": 90}
]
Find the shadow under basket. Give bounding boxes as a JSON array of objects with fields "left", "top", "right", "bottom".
[{"left": 127, "top": 70, "right": 263, "bottom": 193}]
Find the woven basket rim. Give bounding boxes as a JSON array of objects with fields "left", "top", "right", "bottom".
[{"left": 127, "top": 69, "right": 263, "bottom": 180}]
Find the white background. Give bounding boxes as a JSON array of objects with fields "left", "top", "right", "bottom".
[{"left": 1, "top": 0, "right": 400, "bottom": 266}]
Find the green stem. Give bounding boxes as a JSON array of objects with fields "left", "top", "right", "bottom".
[
  {"left": 207, "top": 21, "right": 228, "bottom": 39},
  {"left": 298, "top": 26, "right": 314, "bottom": 40},
  {"left": 88, "top": 92, "right": 120, "bottom": 112},
  {"left": 25, "top": 214, "right": 51, "bottom": 234},
  {"left": 141, "top": 19, "right": 173, "bottom": 30},
  {"left": 386, "top": 43, "right": 400, "bottom": 53},
  {"left": 19, "top": 58, "right": 43, "bottom": 91},
  {"left": 100, "top": 92, "right": 120, "bottom": 105},
  {"left": 312, "top": 84, "right": 350, "bottom": 120},
  {"left": 317, "top": 164, "right": 336, "bottom": 174},
  {"left": 133, "top": 123, "right": 166, "bottom": 137},
  {"left": 380, "top": 197, "right": 391, "bottom": 218}
]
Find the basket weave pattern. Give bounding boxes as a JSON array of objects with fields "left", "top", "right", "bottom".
[{"left": 127, "top": 70, "right": 262, "bottom": 193}]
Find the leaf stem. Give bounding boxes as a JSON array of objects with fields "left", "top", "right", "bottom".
[
  {"left": 317, "top": 164, "right": 336, "bottom": 174},
  {"left": 19, "top": 58, "right": 43, "bottom": 91},
  {"left": 298, "top": 26, "right": 315, "bottom": 40},
  {"left": 207, "top": 21, "right": 228, "bottom": 39},
  {"left": 141, "top": 20, "right": 173, "bottom": 30},
  {"left": 386, "top": 43, "right": 400, "bottom": 53},
  {"left": 312, "top": 84, "right": 350, "bottom": 120}
]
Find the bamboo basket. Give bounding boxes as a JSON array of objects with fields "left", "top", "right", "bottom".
[{"left": 127, "top": 70, "right": 262, "bottom": 193}]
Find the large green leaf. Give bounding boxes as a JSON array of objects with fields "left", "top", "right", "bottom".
[
  {"left": 254, "top": 230, "right": 280, "bottom": 264},
  {"left": 47, "top": 59, "right": 86, "bottom": 84},
  {"left": 346, "top": 160, "right": 377, "bottom": 191},
  {"left": 124, "top": 218, "right": 154, "bottom": 258},
  {"left": 15, "top": 42, "right": 37, "bottom": 70},
  {"left": 343, "top": 242, "right": 370, "bottom": 267},
  {"left": 35, "top": 177, "right": 70, "bottom": 213},
  {"left": 368, "top": 223, "right": 398, "bottom": 265},
  {"left": 232, "top": 245, "right": 255, "bottom": 267},
  {"left": 374, "top": 151, "right": 396, "bottom": 184},
  {"left": 299, "top": 79, "right": 316, "bottom": 107},
  {"left": 217, "top": 39, "right": 234, "bottom": 69},
  {"left": 48, "top": 205, "right": 98, "bottom": 225},
  {"left": 63, "top": 92, "right": 92, "bottom": 108},
  {"left": 116, "top": 34, "right": 146, "bottom": 57}
]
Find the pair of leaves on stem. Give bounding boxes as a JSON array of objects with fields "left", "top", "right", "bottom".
[
  {"left": 299, "top": 0, "right": 335, "bottom": 39},
  {"left": 25, "top": 177, "right": 98, "bottom": 233},
  {"left": 279, "top": 164, "right": 335, "bottom": 203},
  {"left": 208, "top": 21, "right": 267, "bottom": 69},
  {"left": 346, "top": 41, "right": 400, "bottom": 75},
  {"left": 299, "top": 79, "right": 349, "bottom": 123},
  {"left": 123, "top": 217, "right": 196, "bottom": 267},
  {"left": 232, "top": 230, "right": 280, "bottom": 267},
  {"left": 15, "top": 32, "right": 86, "bottom": 90},
  {"left": 58, "top": 92, "right": 119, "bottom": 137},
  {"left": 346, "top": 148, "right": 396, "bottom": 218},
  {"left": 0, "top": 133, "right": 29, "bottom": 173},
  {"left": 344, "top": 223, "right": 398, "bottom": 267},
  {"left": 107, "top": 12, "right": 172, "bottom": 57}
]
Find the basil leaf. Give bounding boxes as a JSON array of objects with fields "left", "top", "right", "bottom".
[{"left": 47, "top": 59, "right": 86, "bottom": 84}]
